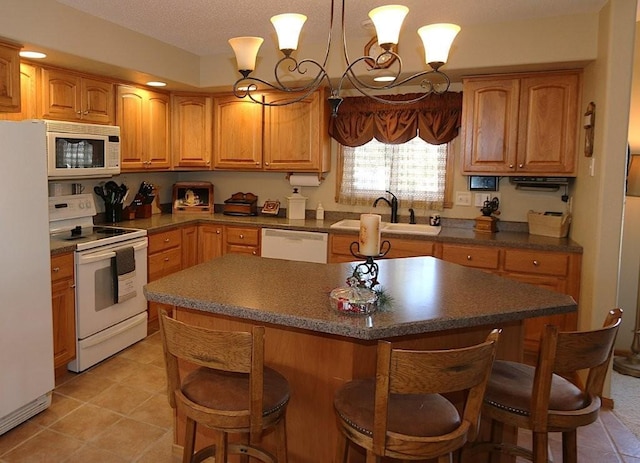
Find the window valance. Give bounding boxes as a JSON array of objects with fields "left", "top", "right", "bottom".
[{"left": 328, "top": 92, "right": 462, "bottom": 147}]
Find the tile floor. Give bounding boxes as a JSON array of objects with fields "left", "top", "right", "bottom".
[{"left": 0, "top": 330, "right": 639, "bottom": 463}]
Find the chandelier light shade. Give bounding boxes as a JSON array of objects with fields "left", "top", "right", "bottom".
[
  {"left": 418, "top": 23, "right": 461, "bottom": 69},
  {"left": 270, "top": 14, "right": 307, "bottom": 54},
  {"left": 368, "top": 5, "right": 409, "bottom": 47},
  {"left": 229, "top": 0, "right": 461, "bottom": 116},
  {"left": 228, "top": 37, "right": 264, "bottom": 74}
]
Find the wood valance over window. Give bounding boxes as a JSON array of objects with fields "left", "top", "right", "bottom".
[{"left": 328, "top": 92, "right": 462, "bottom": 147}]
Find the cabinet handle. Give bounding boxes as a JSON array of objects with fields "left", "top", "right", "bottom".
[
  {"left": 533, "top": 260, "right": 539, "bottom": 266},
  {"left": 239, "top": 234, "right": 244, "bottom": 239},
  {"left": 466, "top": 255, "right": 472, "bottom": 261},
  {"left": 53, "top": 267, "right": 60, "bottom": 272}
]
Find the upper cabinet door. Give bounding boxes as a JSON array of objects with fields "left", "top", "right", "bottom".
[
  {"left": 146, "top": 92, "right": 171, "bottom": 169},
  {"left": 461, "top": 78, "right": 520, "bottom": 173},
  {"left": 0, "top": 42, "right": 21, "bottom": 113},
  {"left": 0, "top": 63, "right": 37, "bottom": 121},
  {"left": 171, "top": 95, "right": 212, "bottom": 169},
  {"left": 516, "top": 72, "right": 581, "bottom": 174},
  {"left": 263, "top": 89, "right": 330, "bottom": 172},
  {"left": 41, "top": 68, "right": 114, "bottom": 124},
  {"left": 213, "top": 95, "right": 263, "bottom": 170}
]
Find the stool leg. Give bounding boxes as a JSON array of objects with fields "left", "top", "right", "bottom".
[
  {"left": 532, "top": 431, "right": 549, "bottom": 463},
  {"left": 215, "top": 431, "right": 228, "bottom": 463},
  {"left": 275, "top": 417, "right": 288, "bottom": 463},
  {"left": 489, "top": 419, "right": 504, "bottom": 463},
  {"left": 562, "top": 430, "right": 577, "bottom": 463},
  {"left": 335, "top": 430, "right": 348, "bottom": 463},
  {"left": 183, "top": 417, "right": 197, "bottom": 463},
  {"left": 437, "top": 453, "right": 452, "bottom": 463}
]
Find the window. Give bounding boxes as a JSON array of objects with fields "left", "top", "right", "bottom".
[{"left": 337, "top": 137, "right": 453, "bottom": 211}]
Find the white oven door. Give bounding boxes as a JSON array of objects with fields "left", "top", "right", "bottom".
[{"left": 75, "top": 237, "right": 148, "bottom": 339}]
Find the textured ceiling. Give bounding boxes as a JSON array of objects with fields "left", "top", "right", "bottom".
[{"left": 54, "top": 0, "right": 609, "bottom": 56}]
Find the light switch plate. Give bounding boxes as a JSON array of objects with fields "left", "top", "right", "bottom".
[{"left": 455, "top": 191, "right": 472, "bottom": 206}]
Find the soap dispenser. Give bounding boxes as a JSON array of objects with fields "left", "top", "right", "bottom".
[
  {"left": 286, "top": 188, "right": 307, "bottom": 220},
  {"left": 316, "top": 202, "right": 324, "bottom": 220}
]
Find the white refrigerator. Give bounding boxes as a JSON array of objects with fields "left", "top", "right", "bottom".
[{"left": 0, "top": 120, "right": 55, "bottom": 435}]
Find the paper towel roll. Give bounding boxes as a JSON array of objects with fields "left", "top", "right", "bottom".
[{"left": 289, "top": 174, "right": 321, "bottom": 187}]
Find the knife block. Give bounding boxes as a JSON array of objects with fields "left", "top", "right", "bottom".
[{"left": 135, "top": 204, "right": 152, "bottom": 218}]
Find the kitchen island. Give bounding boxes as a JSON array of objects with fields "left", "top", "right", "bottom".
[{"left": 144, "top": 254, "right": 576, "bottom": 463}]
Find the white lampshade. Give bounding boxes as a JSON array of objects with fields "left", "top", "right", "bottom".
[
  {"left": 271, "top": 13, "right": 307, "bottom": 51},
  {"left": 228, "top": 36, "right": 264, "bottom": 72},
  {"left": 418, "top": 23, "right": 460, "bottom": 66},
  {"left": 368, "top": 5, "right": 409, "bottom": 46}
]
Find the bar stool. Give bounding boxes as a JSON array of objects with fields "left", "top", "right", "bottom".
[
  {"left": 158, "top": 310, "right": 290, "bottom": 463},
  {"left": 469, "top": 308, "right": 622, "bottom": 463},
  {"left": 333, "top": 329, "right": 500, "bottom": 463}
]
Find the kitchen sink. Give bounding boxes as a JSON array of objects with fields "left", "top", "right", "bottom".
[
  {"left": 329, "top": 219, "right": 441, "bottom": 236},
  {"left": 383, "top": 223, "right": 442, "bottom": 236}
]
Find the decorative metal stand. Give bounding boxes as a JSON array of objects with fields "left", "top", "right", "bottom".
[{"left": 348, "top": 240, "right": 391, "bottom": 290}]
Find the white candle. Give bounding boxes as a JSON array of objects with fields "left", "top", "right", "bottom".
[{"left": 359, "top": 214, "right": 381, "bottom": 256}]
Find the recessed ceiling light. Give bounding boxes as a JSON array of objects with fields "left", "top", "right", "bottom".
[
  {"left": 19, "top": 51, "right": 47, "bottom": 59},
  {"left": 146, "top": 81, "right": 167, "bottom": 87},
  {"left": 373, "top": 74, "right": 395, "bottom": 82}
]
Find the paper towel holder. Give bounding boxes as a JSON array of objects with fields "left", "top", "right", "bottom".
[{"left": 286, "top": 172, "right": 325, "bottom": 187}]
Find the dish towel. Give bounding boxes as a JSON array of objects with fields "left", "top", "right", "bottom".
[{"left": 112, "top": 247, "right": 136, "bottom": 303}]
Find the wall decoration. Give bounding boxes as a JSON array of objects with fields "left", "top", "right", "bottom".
[{"left": 584, "top": 101, "right": 596, "bottom": 157}]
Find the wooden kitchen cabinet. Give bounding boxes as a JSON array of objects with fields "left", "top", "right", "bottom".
[
  {"left": 117, "top": 84, "right": 171, "bottom": 171},
  {"left": 213, "top": 95, "right": 263, "bottom": 169},
  {"left": 172, "top": 94, "right": 212, "bottom": 169},
  {"left": 181, "top": 225, "right": 199, "bottom": 269},
  {"left": 40, "top": 67, "right": 114, "bottom": 124},
  {"left": 328, "top": 233, "right": 434, "bottom": 263},
  {"left": 437, "top": 242, "right": 581, "bottom": 363},
  {"left": 212, "top": 88, "right": 330, "bottom": 172},
  {"left": 224, "top": 225, "right": 260, "bottom": 256},
  {"left": 50, "top": 252, "right": 76, "bottom": 372},
  {"left": 461, "top": 70, "right": 581, "bottom": 176},
  {"left": 147, "top": 228, "right": 183, "bottom": 324},
  {"left": 198, "top": 224, "right": 224, "bottom": 263},
  {"left": 0, "top": 62, "right": 37, "bottom": 121},
  {"left": 0, "top": 41, "right": 22, "bottom": 113}
]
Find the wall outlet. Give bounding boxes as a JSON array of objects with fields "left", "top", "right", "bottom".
[{"left": 455, "top": 191, "right": 472, "bottom": 206}]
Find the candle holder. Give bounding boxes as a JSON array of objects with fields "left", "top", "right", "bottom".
[{"left": 348, "top": 240, "right": 391, "bottom": 290}]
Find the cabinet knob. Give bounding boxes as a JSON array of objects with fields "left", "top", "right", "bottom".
[
  {"left": 216, "top": 230, "right": 221, "bottom": 234},
  {"left": 264, "top": 162, "right": 269, "bottom": 166},
  {"left": 76, "top": 111, "right": 82, "bottom": 115},
  {"left": 509, "top": 164, "right": 514, "bottom": 169},
  {"left": 256, "top": 162, "right": 260, "bottom": 166},
  {"left": 164, "top": 257, "right": 170, "bottom": 262},
  {"left": 519, "top": 164, "right": 524, "bottom": 168},
  {"left": 70, "top": 283, "right": 76, "bottom": 288},
  {"left": 533, "top": 260, "right": 539, "bottom": 266},
  {"left": 466, "top": 255, "right": 472, "bottom": 261},
  {"left": 252, "top": 251, "right": 257, "bottom": 255},
  {"left": 239, "top": 234, "right": 244, "bottom": 239},
  {"left": 53, "top": 267, "right": 60, "bottom": 272},
  {"left": 164, "top": 238, "right": 170, "bottom": 243},
  {"left": 83, "top": 110, "right": 89, "bottom": 115}
]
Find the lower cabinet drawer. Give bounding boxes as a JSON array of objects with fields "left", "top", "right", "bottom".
[
  {"left": 148, "top": 228, "right": 182, "bottom": 254},
  {"left": 503, "top": 249, "right": 569, "bottom": 276},
  {"left": 225, "top": 226, "right": 260, "bottom": 246},
  {"left": 51, "top": 253, "right": 74, "bottom": 282},
  {"left": 441, "top": 244, "right": 500, "bottom": 270},
  {"left": 148, "top": 247, "right": 182, "bottom": 281}
]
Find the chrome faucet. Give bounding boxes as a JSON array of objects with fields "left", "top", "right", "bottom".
[{"left": 373, "top": 190, "right": 399, "bottom": 223}]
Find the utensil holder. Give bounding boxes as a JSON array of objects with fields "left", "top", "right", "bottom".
[{"left": 105, "top": 203, "right": 123, "bottom": 223}]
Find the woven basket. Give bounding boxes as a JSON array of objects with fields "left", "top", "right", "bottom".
[{"left": 527, "top": 211, "right": 571, "bottom": 238}]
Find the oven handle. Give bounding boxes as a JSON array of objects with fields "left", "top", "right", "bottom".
[{"left": 77, "top": 240, "right": 148, "bottom": 265}]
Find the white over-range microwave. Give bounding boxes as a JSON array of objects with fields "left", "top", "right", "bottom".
[{"left": 45, "top": 120, "right": 121, "bottom": 179}]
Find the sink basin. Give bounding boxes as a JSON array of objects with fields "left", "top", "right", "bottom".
[
  {"left": 381, "top": 223, "right": 442, "bottom": 236},
  {"left": 330, "top": 219, "right": 441, "bottom": 236}
]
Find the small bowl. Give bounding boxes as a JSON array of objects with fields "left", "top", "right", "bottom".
[{"left": 329, "top": 287, "right": 378, "bottom": 315}]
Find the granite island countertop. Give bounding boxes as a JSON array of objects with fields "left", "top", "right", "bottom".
[
  {"left": 143, "top": 254, "right": 577, "bottom": 340},
  {"left": 50, "top": 212, "right": 583, "bottom": 255}
]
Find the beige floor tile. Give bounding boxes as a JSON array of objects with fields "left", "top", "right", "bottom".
[
  {"left": 49, "top": 403, "right": 121, "bottom": 442},
  {"left": 0, "top": 422, "right": 43, "bottom": 456},
  {"left": 118, "top": 338, "right": 164, "bottom": 365},
  {"left": 28, "top": 393, "right": 83, "bottom": 428},
  {"left": 134, "top": 429, "right": 181, "bottom": 463},
  {"left": 119, "top": 363, "right": 167, "bottom": 394},
  {"left": 602, "top": 409, "right": 640, "bottom": 458},
  {"left": 63, "top": 444, "right": 129, "bottom": 463},
  {"left": 128, "top": 394, "right": 173, "bottom": 429},
  {"left": 1, "top": 429, "right": 83, "bottom": 463},
  {"left": 54, "top": 371, "right": 116, "bottom": 402},
  {"left": 87, "top": 356, "right": 147, "bottom": 383},
  {"left": 90, "top": 417, "right": 166, "bottom": 460},
  {"left": 90, "top": 383, "right": 153, "bottom": 415}
]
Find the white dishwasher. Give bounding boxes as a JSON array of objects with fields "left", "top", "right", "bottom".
[{"left": 261, "top": 228, "right": 328, "bottom": 263}]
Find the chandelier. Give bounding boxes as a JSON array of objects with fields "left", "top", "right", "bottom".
[{"left": 228, "top": 0, "right": 460, "bottom": 116}]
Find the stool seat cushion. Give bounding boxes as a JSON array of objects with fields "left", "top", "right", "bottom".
[
  {"left": 334, "top": 378, "right": 461, "bottom": 437},
  {"left": 484, "top": 360, "right": 589, "bottom": 416},
  {"left": 182, "top": 366, "right": 290, "bottom": 416}
]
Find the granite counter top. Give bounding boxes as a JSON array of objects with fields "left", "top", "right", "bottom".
[
  {"left": 50, "top": 212, "right": 583, "bottom": 255},
  {"left": 144, "top": 254, "right": 577, "bottom": 340}
]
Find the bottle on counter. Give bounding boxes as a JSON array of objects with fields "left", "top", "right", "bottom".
[{"left": 316, "top": 202, "right": 325, "bottom": 220}]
